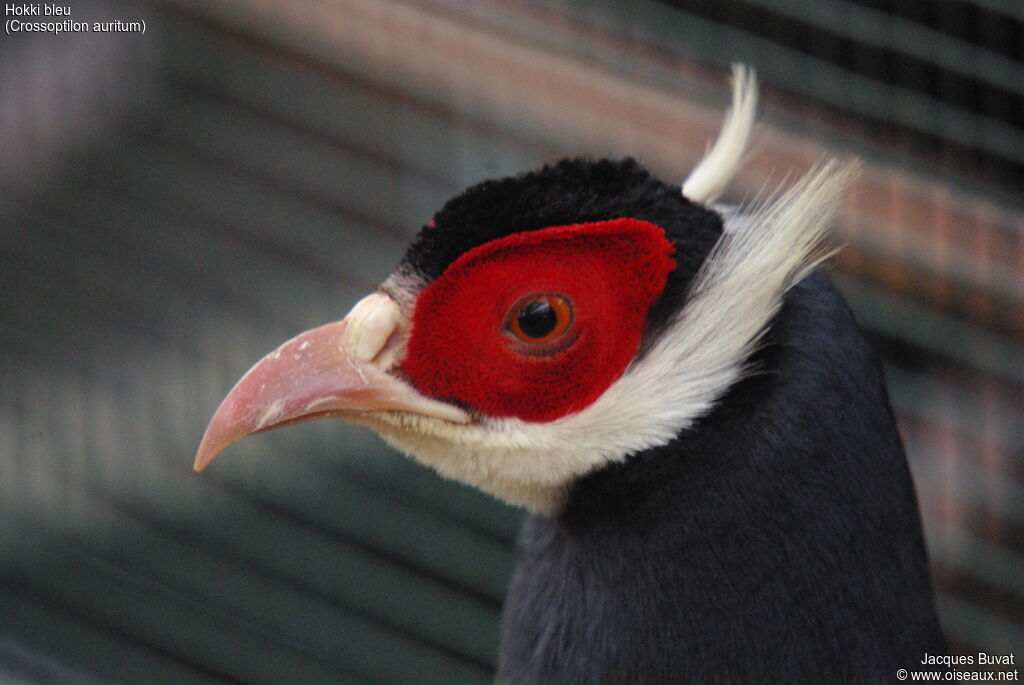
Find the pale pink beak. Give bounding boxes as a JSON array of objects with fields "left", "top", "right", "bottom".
[{"left": 194, "top": 293, "right": 469, "bottom": 472}]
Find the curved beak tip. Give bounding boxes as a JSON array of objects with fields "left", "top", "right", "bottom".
[
  {"left": 192, "top": 444, "right": 217, "bottom": 473},
  {"left": 191, "top": 429, "right": 216, "bottom": 472}
]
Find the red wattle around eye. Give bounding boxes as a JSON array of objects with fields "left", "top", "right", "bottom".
[{"left": 402, "top": 218, "right": 676, "bottom": 422}]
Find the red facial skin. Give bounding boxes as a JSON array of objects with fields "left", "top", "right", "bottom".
[{"left": 402, "top": 218, "right": 676, "bottom": 422}]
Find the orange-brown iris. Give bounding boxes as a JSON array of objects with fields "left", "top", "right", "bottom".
[{"left": 508, "top": 294, "right": 574, "bottom": 344}]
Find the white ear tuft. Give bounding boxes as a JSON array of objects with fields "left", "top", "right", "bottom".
[{"left": 682, "top": 64, "right": 758, "bottom": 204}]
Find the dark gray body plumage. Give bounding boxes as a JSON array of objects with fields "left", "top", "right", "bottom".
[{"left": 496, "top": 272, "right": 945, "bottom": 684}]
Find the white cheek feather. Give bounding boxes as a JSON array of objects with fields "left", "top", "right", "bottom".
[{"left": 369, "top": 67, "right": 859, "bottom": 514}]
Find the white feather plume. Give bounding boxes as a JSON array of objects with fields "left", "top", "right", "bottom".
[{"left": 682, "top": 64, "right": 758, "bottom": 204}]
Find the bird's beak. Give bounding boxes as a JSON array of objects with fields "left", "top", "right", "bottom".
[{"left": 193, "top": 293, "right": 469, "bottom": 472}]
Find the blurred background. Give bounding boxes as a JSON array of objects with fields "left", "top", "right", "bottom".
[{"left": 1, "top": 0, "right": 1021, "bottom": 682}]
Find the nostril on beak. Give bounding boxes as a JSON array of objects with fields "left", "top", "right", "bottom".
[{"left": 341, "top": 293, "right": 401, "bottom": 363}]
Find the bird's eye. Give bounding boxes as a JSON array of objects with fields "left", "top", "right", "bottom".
[{"left": 508, "top": 295, "right": 573, "bottom": 345}]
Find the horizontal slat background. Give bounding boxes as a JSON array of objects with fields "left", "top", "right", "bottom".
[{"left": 1, "top": 0, "right": 1021, "bottom": 681}]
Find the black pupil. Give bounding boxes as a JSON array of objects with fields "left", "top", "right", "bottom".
[{"left": 518, "top": 300, "right": 557, "bottom": 339}]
